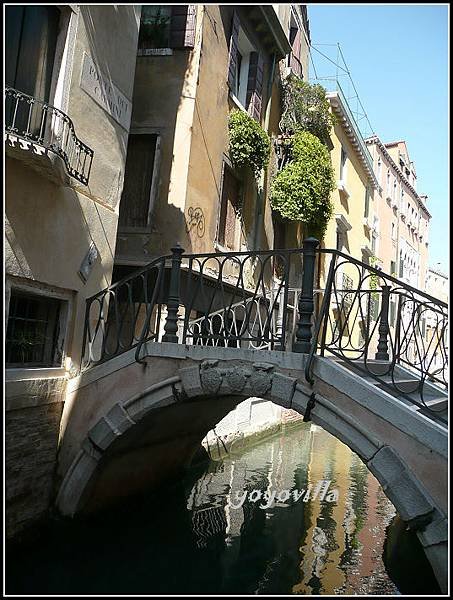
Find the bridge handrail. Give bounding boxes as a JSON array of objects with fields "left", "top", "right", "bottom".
[
  {"left": 305, "top": 248, "right": 448, "bottom": 423},
  {"left": 80, "top": 242, "right": 448, "bottom": 426}
]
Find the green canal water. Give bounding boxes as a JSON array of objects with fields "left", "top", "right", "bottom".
[{"left": 6, "top": 421, "right": 439, "bottom": 595}]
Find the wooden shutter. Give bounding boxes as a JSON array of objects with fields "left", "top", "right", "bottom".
[
  {"left": 227, "top": 10, "right": 240, "bottom": 91},
  {"left": 119, "top": 134, "right": 157, "bottom": 228},
  {"left": 290, "top": 27, "right": 303, "bottom": 78},
  {"left": 218, "top": 167, "right": 240, "bottom": 250},
  {"left": 169, "top": 5, "right": 196, "bottom": 49},
  {"left": 246, "top": 52, "right": 264, "bottom": 122}
]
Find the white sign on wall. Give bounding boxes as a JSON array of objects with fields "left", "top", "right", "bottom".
[{"left": 80, "top": 52, "right": 132, "bottom": 131}]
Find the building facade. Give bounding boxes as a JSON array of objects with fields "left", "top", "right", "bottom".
[
  {"left": 114, "top": 5, "right": 311, "bottom": 273},
  {"left": 365, "top": 136, "right": 431, "bottom": 292},
  {"left": 4, "top": 4, "right": 311, "bottom": 539},
  {"left": 5, "top": 5, "right": 142, "bottom": 537}
]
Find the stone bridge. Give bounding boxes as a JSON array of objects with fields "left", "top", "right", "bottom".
[{"left": 56, "top": 342, "right": 448, "bottom": 591}]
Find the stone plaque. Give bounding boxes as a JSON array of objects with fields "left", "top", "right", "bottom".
[{"left": 80, "top": 52, "right": 132, "bottom": 131}]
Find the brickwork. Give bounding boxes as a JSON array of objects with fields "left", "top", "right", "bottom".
[{"left": 5, "top": 377, "right": 65, "bottom": 539}]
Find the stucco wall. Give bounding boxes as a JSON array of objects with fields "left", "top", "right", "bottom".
[{"left": 5, "top": 5, "right": 141, "bottom": 373}]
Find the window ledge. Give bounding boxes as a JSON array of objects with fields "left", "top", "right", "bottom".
[
  {"left": 138, "top": 48, "right": 173, "bottom": 57},
  {"left": 229, "top": 92, "right": 248, "bottom": 114},
  {"left": 5, "top": 367, "right": 67, "bottom": 382},
  {"left": 214, "top": 241, "right": 236, "bottom": 254}
]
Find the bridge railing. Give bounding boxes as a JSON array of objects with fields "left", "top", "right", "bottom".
[
  {"left": 306, "top": 249, "right": 448, "bottom": 420},
  {"left": 80, "top": 239, "right": 320, "bottom": 368},
  {"left": 80, "top": 240, "right": 448, "bottom": 423}
]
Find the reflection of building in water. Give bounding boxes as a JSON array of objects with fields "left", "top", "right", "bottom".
[
  {"left": 294, "top": 431, "right": 397, "bottom": 595},
  {"left": 186, "top": 421, "right": 397, "bottom": 594}
]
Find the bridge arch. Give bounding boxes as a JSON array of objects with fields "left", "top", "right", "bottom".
[{"left": 56, "top": 345, "right": 447, "bottom": 590}]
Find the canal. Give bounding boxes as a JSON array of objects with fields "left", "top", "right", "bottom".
[{"left": 6, "top": 420, "right": 439, "bottom": 595}]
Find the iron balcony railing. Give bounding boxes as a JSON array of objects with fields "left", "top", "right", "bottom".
[
  {"left": 81, "top": 241, "right": 448, "bottom": 423},
  {"left": 5, "top": 87, "right": 94, "bottom": 185}
]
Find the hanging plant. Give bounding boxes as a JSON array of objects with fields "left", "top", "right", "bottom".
[
  {"left": 270, "top": 131, "right": 335, "bottom": 240},
  {"left": 279, "top": 78, "right": 336, "bottom": 143},
  {"left": 228, "top": 109, "right": 271, "bottom": 178}
]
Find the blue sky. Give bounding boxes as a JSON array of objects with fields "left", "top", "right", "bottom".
[{"left": 307, "top": 3, "right": 449, "bottom": 274}]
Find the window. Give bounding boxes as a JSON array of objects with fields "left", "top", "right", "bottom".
[
  {"left": 391, "top": 222, "right": 396, "bottom": 240},
  {"left": 6, "top": 290, "right": 65, "bottom": 367},
  {"left": 390, "top": 260, "right": 396, "bottom": 275},
  {"left": 377, "top": 157, "right": 382, "bottom": 182},
  {"left": 227, "top": 11, "right": 264, "bottom": 121},
  {"left": 287, "top": 13, "right": 303, "bottom": 78},
  {"left": 371, "top": 233, "right": 377, "bottom": 255},
  {"left": 364, "top": 186, "right": 370, "bottom": 218},
  {"left": 217, "top": 165, "right": 242, "bottom": 250},
  {"left": 119, "top": 134, "right": 158, "bottom": 229},
  {"left": 386, "top": 171, "right": 391, "bottom": 197},
  {"left": 6, "top": 6, "right": 60, "bottom": 102},
  {"left": 138, "top": 5, "right": 196, "bottom": 53},
  {"left": 339, "top": 146, "right": 348, "bottom": 183}
]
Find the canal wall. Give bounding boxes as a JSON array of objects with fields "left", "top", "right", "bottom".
[
  {"left": 5, "top": 374, "right": 66, "bottom": 540},
  {"left": 202, "top": 398, "right": 304, "bottom": 460}
]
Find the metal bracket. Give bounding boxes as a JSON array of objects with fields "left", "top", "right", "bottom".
[{"left": 303, "top": 392, "right": 317, "bottom": 422}]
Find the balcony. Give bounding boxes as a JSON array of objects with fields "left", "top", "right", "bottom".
[{"left": 5, "top": 87, "right": 93, "bottom": 185}]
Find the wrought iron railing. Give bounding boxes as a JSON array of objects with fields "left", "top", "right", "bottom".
[
  {"left": 305, "top": 250, "right": 448, "bottom": 421},
  {"left": 5, "top": 87, "right": 93, "bottom": 185},
  {"left": 81, "top": 243, "right": 316, "bottom": 369},
  {"left": 80, "top": 241, "right": 448, "bottom": 422},
  {"left": 81, "top": 256, "right": 168, "bottom": 370}
]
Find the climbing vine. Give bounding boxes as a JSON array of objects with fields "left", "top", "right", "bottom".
[
  {"left": 270, "top": 131, "right": 335, "bottom": 239},
  {"left": 228, "top": 109, "right": 271, "bottom": 178},
  {"left": 279, "top": 78, "right": 336, "bottom": 142}
]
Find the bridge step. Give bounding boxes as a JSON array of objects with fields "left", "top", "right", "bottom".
[{"left": 331, "top": 358, "right": 448, "bottom": 425}]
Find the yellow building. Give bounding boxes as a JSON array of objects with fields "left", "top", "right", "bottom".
[{"left": 317, "top": 86, "right": 379, "bottom": 356}]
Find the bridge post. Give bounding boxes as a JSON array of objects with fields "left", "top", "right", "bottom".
[
  {"left": 375, "top": 284, "right": 391, "bottom": 361},
  {"left": 293, "top": 237, "right": 319, "bottom": 353},
  {"left": 162, "top": 243, "right": 184, "bottom": 343}
]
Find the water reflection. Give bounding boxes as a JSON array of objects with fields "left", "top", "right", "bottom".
[
  {"left": 7, "top": 421, "right": 400, "bottom": 595},
  {"left": 187, "top": 422, "right": 398, "bottom": 595}
]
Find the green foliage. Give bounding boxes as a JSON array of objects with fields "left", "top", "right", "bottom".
[
  {"left": 270, "top": 131, "right": 335, "bottom": 239},
  {"left": 228, "top": 109, "right": 271, "bottom": 178},
  {"left": 369, "top": 255, "right": 380, "bottom": 290},
  {"left": 280, "top": 78, "right": 336, "bottom": 142}
]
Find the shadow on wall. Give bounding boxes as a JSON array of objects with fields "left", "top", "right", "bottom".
[
  {"left": 5, "top": 157, "right": 116, "bottom": 362},
  {"left": 79, "top": 5, "right": 141, "bottom": 212},
  {"left": 77, "top": 395, "right": 242, "bottom": 515},
  {"left": 120, "top": 13, "right": 196, "bottom": 258}
]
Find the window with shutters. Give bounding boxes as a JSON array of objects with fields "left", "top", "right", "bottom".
[
  {"left": 227, "top": 11, "right": 264, "bottom": 122},
  {"left": 217, "top": 165, "right": 242, "bottom": 251},
  {"left": 138, "top": 5, "right": 196, "bottom": 54},
  {"left": 118, "top": 134, "right": 159, "bottom": 229},
  {"left": 287, "top": 13, "right": 303, "bottom": 78}
]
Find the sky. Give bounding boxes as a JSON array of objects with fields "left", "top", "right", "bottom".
[{"left": 307, "top": 3, "right": 449, "bottom": 275}]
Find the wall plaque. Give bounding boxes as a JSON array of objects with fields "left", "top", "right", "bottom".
[{"left": 80, "top": 52, "right": 132, "bottom": 131}]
